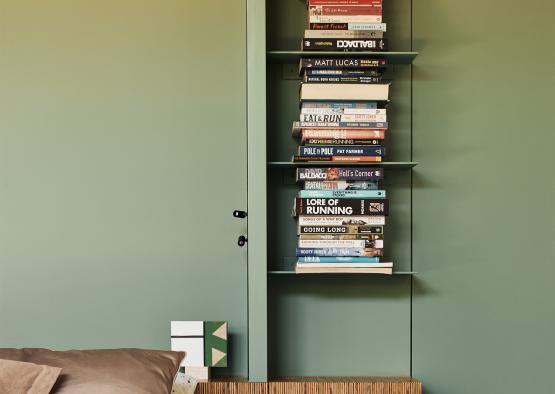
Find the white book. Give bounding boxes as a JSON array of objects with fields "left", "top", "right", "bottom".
[
  {"left": 300, "top": 113, "right": 387, "bottom": 122},
  {"left": 298, "top": 215, "right": 386, "bottom": 226},
  {"left": 304, "top": 29, "right": 383, "bottom": 39},
  {"left": 296, "top": 262, "right": 393, "bottom": 268},
  {"left": 301, "top": 108, "right": 386, "bottom": 116},
  {"left": 301, "top": 83, "right": 389, "bottom": 101},
  {"left": 309, "top": 15, "right": 382, "bottom": 23},
  {"left": 298, "top": 239, "right": 367, "bottom": 248},
  {"left": 344, "top": 108, "right": 386, "bottom": 115},
  {"left": 295, "top": 266, "right": 392, "bottom": 274}
]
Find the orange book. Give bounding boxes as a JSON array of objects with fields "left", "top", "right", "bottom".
[{"left": 301, "top": 128, "right": 386, "bottom": 140}]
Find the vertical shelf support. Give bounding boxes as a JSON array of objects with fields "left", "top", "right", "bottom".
[{"left": 247, "top": 0, "right": 268, "bottom": 382}]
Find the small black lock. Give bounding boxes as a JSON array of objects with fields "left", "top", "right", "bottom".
[
  {"left": 237, "top": 235, "right": 247, "bottom": 247},
  {"left": 233, "top": 210, "right": 248, "bottom": 219}
]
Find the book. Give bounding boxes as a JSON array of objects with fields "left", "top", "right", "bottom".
[
  {"left": 293, "top": 155, "right": 382, "bottom": 162},
  {"left": 296, "top": 167, "right": 384, "bottom": 181},
  {"left": 298, "top": 256, "right": 381, "bottom": 263},
  {"left": 298, "top": 215, "right": 386, "bottom": 226},
  {"left": 300, "top": 113, "right": 387, "bottom": 122},
  {"left": 303, "top": 180, "right": 380, "bottom": 190},
  {"left": 294, "top": 197, "right": 389, "bottom": 216},
  {"left": 300, "top": 83, "right": 390, "bottom": 101},
  {"left": 298, "top": 146, "right": 385, "bottom": 157},
  {"left": 301, "top": 106, "right": 385, "bottom": 114},
  {"left": 309, "top": 15, "right": 382, "bottom": 23},
  {"left": 304, "top": 138, "right": 382, "bottom": 145},
  {"left": 308, "top": 5, "right": 382, "bottom": 16},
  {"left": 308, "top": 0, "right": 382, "bottom": 6},
  {"left": 299, "top": 233, "right": 383, "bottom": 240},
  {"left": 303, "top": 75, "right": 382, "bottom": 84},
  {"left": 300, "top": 58, "right": 387, "bottom": 70},
  {"left": 296, "top": 247, "right": 382, "bottom": 257},
  {"left": 298, "top": 240, "right": 383, "bottom": 250},
  {"left": 301, "top": 101, "right": 378, "bottom": 109},
  {"left": 295, "top": 266, "right": 393, "bottom": 274},
  {"left": 305, "top": 69, "right": 383, "bottom": 76},
  {"left": 309, "top": 22, "right": 387, "bottom": 31},
  {"left": 304, "top": 29, "right": 384, "bottom": 39},
  {"left": 298, "top": 225, "right": 383, "bottom": 234},
  {"left": 299, "top": 189, "right": 386, "bottom": 198},
  {"left": 302, "top": 38, "right": 387, "bottom": 51},
  {"left": 294, "top": 123, "right": 388, "bottom": 137},
  {"left": 300, "top": 129, "right": 386, "bottom": 140}
]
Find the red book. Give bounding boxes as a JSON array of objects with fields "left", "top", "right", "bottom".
[
  {"left": 309, "top": 0, "right": 381, "bottom": 6},
  {"left": 309, "top": 5, "right": 382, "bottom": 16},
  {"left": 301, "top": 129, "right": 386, "bottom": 140}
]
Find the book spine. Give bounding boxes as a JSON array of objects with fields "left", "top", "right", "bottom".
[
  {"left": 303, "top": 38, "right": 387, "bottom": 51},
  {"left": 305, "top": 69, "right": 383, "bottom": 76},
  {"left": 304, "top": 138, "right": 382, "bottom": 145},
  {"left": 303, "top": 180, "right": 379, "bottom": 190},
  {"left": 308, "top": 0, "right": 382, "bottom": 6},
  {"left": 298, "top": 256, "right": 381, "bottom": 263},
  {"left": 308, "top": 5, "right": 382, "bottom": 16},
  {"left": 304, "top": 29, "right": 384, "bottom": 39},
  {"left": 309, "top": 15, "right": 382, "bottom": 23},
  {"left": 298, "top": 215, "right": 386, "bottom": 225},
  {"left": 301, "top": 107, "right": 385, "bottom": 114},
  {"left": 296, "top": 167, "right": 384, "bottom": 181},
  {"left": 294, "top": 121, "right": 388, "bottom": 129},
  {"left": 343, "top": 107, "right": 385, "bottom": 114},
  {"left": 309, "top": 22, "right": 387, "bottom": 31},
  {"left": 299, "top": 189, "right": 386, "bottom": 198},
  {"left": 301, "top": 129, "right": 386, "bottom": 139},
  {"left": 300, "top": 113, "right": 387, "bottom": 122},
  {"left": 301, "top": 58, "right": 387, "bottom": 69},
  {"left": 294, "top": 198, "right": 389, "bottom": 216},
  {"left": 304, "top": 75, "right": 382, "bottom": 84},
  {"left": 298, "top": 145, "right": 385, "bottom": 157},
  {"left": 298, "top": 241, "right": 383, "bottom": 250},
  {"left": 299, "top": 233, "right": 383, "bottom": 240},
  {"left": 293, "top": 155, "right": 382, "bottom": 162},
  {"left": 296, "top": 248, "right": 382, "bottom": 257},
  {"left": 298, "top": 225, "right": 384, "bottom": 234},
  {"left": 301, "top": 101, "right": 378, "bottom": 109}
]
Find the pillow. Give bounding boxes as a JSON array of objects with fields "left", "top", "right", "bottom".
[
  {"left": 0, "top": 359, "right": 61, "bottom": 394},
  {"left": 0, "top": 349, "right": 185, "bottom": 394}
]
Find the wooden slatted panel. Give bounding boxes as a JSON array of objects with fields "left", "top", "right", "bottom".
[{"left": 197, "top": 377, "right": 422, "bottom": 394}]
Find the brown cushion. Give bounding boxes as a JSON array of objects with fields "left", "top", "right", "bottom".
[
  {"left": 0, "top": 349, "right": 185, "bottom": 394},
  {"left": 0, "top": 359, "right": 61, "bottom": 394}
]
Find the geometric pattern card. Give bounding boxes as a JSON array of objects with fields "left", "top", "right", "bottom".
[{"left": 204, "top": 321, "right": 228, "bottom": 367}]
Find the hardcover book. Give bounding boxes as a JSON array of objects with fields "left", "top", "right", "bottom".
[
  {"left": 296, "top": 167, "right": 384, "bottom": 181},
  {"left": 300, "top": 129, "right": 386, "bottom": 140},
  {"left": 304, "top": 69, "right": 383, "bottom": 77},
  {"left": 296, "top": 247, "right": 382, "bottom": 257},
  {"left": 294, "top": 197, "right": 389, "bottom": 216},
  {"left": 304, "top": 138, "right": 382, "bottom": 145},
  {"left": 300, "top": 83, "right": 390, "bottom": 101},
  {"left": 303, "top": 180, "right": 380, "bottom": 190},
  {"left": 308, "top": 5, "right": 382, "bottom": 16},
  {"left": 298, "top": 256, "right": 381, "bottom": 264},
  {"left": 298, "top": 225, "right": 383, "bottom": 234},
  {"left": 303, "top": 75, "right": 382, "bottom": 84},
  {"left": 300, "top": 58, "right": 387, "bottom": 70},
  {"left": 302, "top": 38, "right": 387, "bottom": 51},
  {"left": 298, "top": 215, "right": 386, "bottom": 226},
  {"left": 304, "top": 29, "right": 384, "bottom": 39},
  {"left": 299, "top": 189, "right": 386, "bottom": 198},
  {"left": 298, "top": 241, "right": 383, "bottom": 251},
  {"left": 301, "top": 101, "right": 379, "bottom": 109},
  {"left": 309, "top": 22, "right": 387, "bottom": 31},
  {"left": 300, "top": 113, "right": 387, "bottom": 122},
  {"left": 298, "top": 145, "right": 385, "bottom": 157},
  {"left": 293, "top": 155, "right": 382, "bottom": 162}
]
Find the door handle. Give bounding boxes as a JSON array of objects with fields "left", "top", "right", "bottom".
[
  {"left": 237, "top": 235, "right": 248, "bottom": 247},
  {"left": 233, "top": 210, "right": 248, "bottom": 219}
]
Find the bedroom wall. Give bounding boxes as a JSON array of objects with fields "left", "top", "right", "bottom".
[
  {"left": 0, "top": 0, "right": 249, "bottom": 377},
  {"left": 412, "top": 0, "right": 555, "bottom": 392}
]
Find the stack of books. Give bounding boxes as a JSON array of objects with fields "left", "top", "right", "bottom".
[{"left": 293, "top": 167, "right": 392, "bottom": 274}]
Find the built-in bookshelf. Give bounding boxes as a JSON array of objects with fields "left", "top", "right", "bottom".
[{"left": 246, "top": 0, "right": 418, "bottom": 382}]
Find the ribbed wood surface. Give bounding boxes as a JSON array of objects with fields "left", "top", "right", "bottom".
[{"left": 197, "top": 378, "right": 422, "bottom": 394}]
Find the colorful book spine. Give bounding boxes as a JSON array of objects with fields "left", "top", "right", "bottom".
[
  {"left": 300, "top": 113, "right": 386, "bottom": 122},
  {"left": 301, "top": 129, "right": 386, "bottom": 140},
  {"left": 293, "top": 155, "right": 382, "bottom": 162},
  {"left": 298, "top": 225, "right": 383, "bottom": 234},
  {"left": 298, "top": 240, "right": 383, "bottom": 250},
  {"left": 303, "top": 38, "right": 387, "bottom": 51},
  {"left": 305, "top": 69, "right": 383, "bottom": 76},
  {"left": 308, "top": 0, "right": 382, "bottom": 6},
  {"left": 304, "top": 138, "right": 382, "bottom": 145},
  {"left": 304, "top": 75, "right": 382, "bottom": 84},
  {"left": 294, "top": 198, "right": 388, "bottom": 216},
  {"left": 301, "top": 58, "right": 387, "bottom": 69},
  {"left": 304, "top": 30, "right": 383, "bottom": 39},
  {"left": 298, "top": 256, "right": 381, "bottom": 263},
  {"left": 296, "top": 248, "right": 381, "bottom": 257},
  {"left": 308, "top": 5, "right": 382, "bottom": 16},
  {"left": 309, "top": 22, "right": 387, "bottom": 31},
  {"left": 299, "top": 189, "right": 386, "bottom": 198},
  {"left": 301, "top": 101, "right": 378, "bottom": 109},
  {"left": 293, "top": 121, "right": 388, "bottom": 130},
  {"left": 298, "top": 215, "right": 386, "bottom": 226},
  {"left": 299, "top": 233, "right": 383, "bottom": 241},
  {"left": 296, "top": 167, "right": 384, "bottom": 181},
  {"left": 298, "top": 146, "right": 385, "bottom": 157},
  {"left": 303, "top": 180, "right": 379, "bottom": 190}
]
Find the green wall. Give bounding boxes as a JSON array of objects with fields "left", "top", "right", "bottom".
[
  {"left": 0, "top": 0, "right": 249, "bottom": 377},
  {"left": 412, "top": 0, "right": 555, "bottom": 392}
]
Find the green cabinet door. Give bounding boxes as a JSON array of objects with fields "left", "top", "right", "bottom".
[{"left": 0, "top": 0, "right": 248, "bottom": 377}]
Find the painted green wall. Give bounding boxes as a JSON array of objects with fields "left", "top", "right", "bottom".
[
  {"left": 412, "top": 0, "right": 555, "bottom": 392},
  {"left": 0, "top": 0, "right": 249, "bottom": 377}
]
